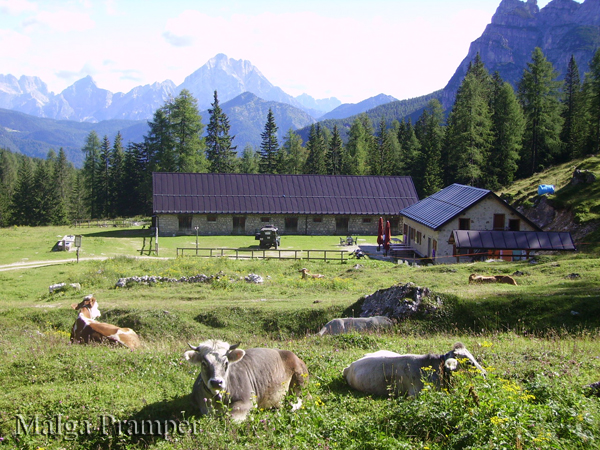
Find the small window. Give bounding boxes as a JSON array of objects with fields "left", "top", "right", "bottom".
[
  {"left": 313, "top": 216, "right": 323, "bottom": 223},
  {"left": 416, "top": 231, "right": 422, "bottom": 245},
  {"left": 261, "top": 217, "right": 271, "bottom": 223},
  {"left": 207, "top": 215, "right": 217, "bottom": 223},
  {"left": 459, "top": 218, "right": 470, "bottom": 230},
  {"left": 493, "top": 214, "right": 505, "bottom": 231},
  {"left": 178, "top": 215, "right": 193, "bottom": 230},
  {"left": 508, "top": 219, "right": 520, "bottom": 231},
  {"left": 362, "top": 217, "right": 372, "bottom": 223}
]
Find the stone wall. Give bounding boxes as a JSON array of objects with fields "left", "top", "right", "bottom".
[{"left": 157, "top": 214, "right": 401, "bottom": 236}]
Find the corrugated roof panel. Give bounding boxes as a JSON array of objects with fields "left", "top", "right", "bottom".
[{"left": 451, "top": 230, "right": 576, "bottom": 251}]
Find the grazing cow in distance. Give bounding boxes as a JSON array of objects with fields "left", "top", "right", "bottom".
[
  {"left": 299, "top": 268, "right": 324, "bottom": 279},
  {"left": 343, "top": 342, "right": 486, "bottom": 397},
  {"left": 469, "top": 273, "right": 497, "bottom": 284},
  {"left": 494, "top": 275, "right": 518, "bottom": 285},
  {"left": 317, "top": 316, "right": 394, "bottom": 336},
  {"left": 70, "top": 295, "right": 140, "bottom": 350},
  {"left": 184, "top": 340, "right": 309, "bottom": 422}
]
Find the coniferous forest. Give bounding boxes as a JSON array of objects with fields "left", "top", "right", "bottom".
[{"left": 1, "top": 47, "right": 598, "bottom": 227}]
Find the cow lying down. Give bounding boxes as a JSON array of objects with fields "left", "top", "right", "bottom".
[
  {"left": 184, "top": 340, "right": 310, "bottom": 422},
  {"left": 343, "top": 342, "right": 486, "bottom": 397},
  {"left": 318, "top": 316, "right": 394, "bottom": 336},
  {"left": 70, "top": 295, "right": 140, "bottom": 350}
]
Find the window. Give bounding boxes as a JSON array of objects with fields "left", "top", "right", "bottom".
[
  {"left": 508, "top": 219, "right": 520, "bottom": 231},
  {"left": 362, "top": 217, "right": 372, "bottom": 223},
  {"left": 336, "top": 217, "right": 349, "bottom": 235},
  {"left": 313, "top": 216, "right": 323, "bottom": 223},
  {"left": 207, "top": 215, "right": 217, "bottom": 223},
  {"left": 459, "top": 218, "right": 470, "bottom": 230},
  {"left": 416, "top": 231, "right": 422, "bottom": 245},
  {"left": 261, "top": 217, "right": 271, "bottom": 223},
  {"left": 493, "top": 214, "right": 505, "bottom": 231}
]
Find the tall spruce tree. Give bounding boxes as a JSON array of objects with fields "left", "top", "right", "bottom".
[
  {"left": 490, "top": 79, "right": 525, "bottom": 188},
  {"left": 415, "top": 99, "right": 445, "bottom": 196},
  {"left": 327, "top": 125, "right": 344, "bottom": 175},
  {"left": 238, "top": 145, "right": 260, "bottom": 174},
  {"left": 304, "top": 124, "right": 328, "bottom": 174},
  {"left": 82, "top": 130, "right": 101, "bottom": 219},
  {"left": 9, "top": 158, "right": 36, "bottom": 225},
  {"left": 518, "top": 47, "right": 563, "bottom": 177},
  {"left": 560, "top": 55, "right": 585, "bottom": 161},
  {"left": 397, "top": 119, "right": 421, "bottom": 176},
  {"left": 584, "top": 49, "right": 600, "bottom": 155},
  {"left": 109, "top": 132, "right": 125, "bottom": 217},
  {"left": 206, "top": 91, "right": 237, "bottom": 173},
  {"left": 259, "top": 109, "right": 280, "bottom": 174},
  {"left": 370, "top": 117, "right": 393, "bottom": 176},
  {"left": 444, "top": 70, "right": 494, "bottom": 187},
  {"left": 97, "top": 135, "right": 111, "bottom": 218}
]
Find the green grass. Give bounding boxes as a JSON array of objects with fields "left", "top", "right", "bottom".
[{"left": 1, "top": 222, "right": 600, "bottom": 449}]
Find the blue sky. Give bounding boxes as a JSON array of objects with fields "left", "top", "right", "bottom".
[{"left": 1, "top": 0, "right": 554, "bottom": 104}]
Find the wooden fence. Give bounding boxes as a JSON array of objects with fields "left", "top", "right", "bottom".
[{"left": 176, "top": 247, "right": 350, "bottom": 262}]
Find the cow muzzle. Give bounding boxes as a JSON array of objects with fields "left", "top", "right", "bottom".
[{"left": 208, "top": 378, "right": 225, "bottom": 393}]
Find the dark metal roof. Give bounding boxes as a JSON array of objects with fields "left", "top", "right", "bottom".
[
  {"left": 152, "top": 173, "right": 419, "bottom": 215},
  {"left": 450, "top": 230, "right": 576, "bottom": 251},
  {"left": 399, "top": 183, "right": 540, "bottom": 231}
]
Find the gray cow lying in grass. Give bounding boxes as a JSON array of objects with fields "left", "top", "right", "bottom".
[
  {"left": 184, "top": 340, "right": 309, "bottom": 422},
  {"left": 343, "top": 342, "right": 486, "bottom": 397},
  {"left": 317, "top": 316, "right": 394, "bottom": 336}
]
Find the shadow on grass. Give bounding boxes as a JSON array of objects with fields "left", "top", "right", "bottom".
[{"left": 81, "top": 229, "right": 152, "bottom": 238}]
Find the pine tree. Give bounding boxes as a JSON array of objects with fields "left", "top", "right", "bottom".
[
  {"left": 397, "top": 119, "right": 421, "bottom": 176},
  {"left": 370, "top": 117, "right": 393, "bottom": 175},
  {"left": 518, "top": 47, "right": 563, "bottom": 177},
  {"left": 415, "top": 99, "right": 445, "bottom": 196},
  {"left": 49, "top": 149, "right": 70, "bottom": 225},
  {"left": 170, "top": 89, "right": 207, "bottom": 172},
  {"left": 69, "top": 171, "right": 87, "bottom": 221},
  {"left": 280, "top": 129, "right": 306, "bottom": 174},
  {"left": 109, "top": 132, "right": 125, "bottom": 217},
  {"left": 97, "top": 135, "right": 111, "bottom": 218},
  {"left": 9, "top": 158, "right": 35, "bottom": 225},
  {"left": 341, "top": 114, "right": 372, "bottom": 175},
  {"left": 82, "top": 131, "right": 101, "bottom": 219},
  {"left": 146, "top": 106, "right": 176, "bottom": 172},
  {"left": 560, "top": 55, "right": 585, "bottom": 161},
  {"left": 489, "top": 80, "right": 525, "bottom": 188},
  {"left": 206, "top": 91, "right": 237, "bottom": 173},
  {"left": 304, "top": 124, "right": 328, "bottom": 174},
  {"left": 122, "top": 142, "right": 153, "bottom": 216},
  {"left": 327, "top": 125, "right": 344, "bottom": 175},
  {"left": 584, "top": 49, "right": 600, "bottom": 155},
  {"left": 259, "top": 109, "right": 280, "bottom": 174},
  {"left": 444, "top": 70, "right": 494, "bottom": 187}
]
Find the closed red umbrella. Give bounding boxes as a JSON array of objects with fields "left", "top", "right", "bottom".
[
  {"left": 377, "top": 217, "right": 384, "bottom": 251},
  {"left": 384, "top": 220, "right": 391, "bottom": 256}
]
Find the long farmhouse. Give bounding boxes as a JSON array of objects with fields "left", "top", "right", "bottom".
[{"left": 153, "top": 172, "right": 419, "bottom": 236}]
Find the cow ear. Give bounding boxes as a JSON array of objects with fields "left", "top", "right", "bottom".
[
  {"left": 228, "top": 348, "right": 245, "bottom": 363},
  {"left": 184, "top": 350, "right": 200, "bottom": 363}
]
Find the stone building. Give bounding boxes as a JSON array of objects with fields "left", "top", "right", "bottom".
[
  {"left": 399, "top": 184, "right": 575, "bottom": 264},
  {"left": 153, "top": 172, "right": 419, "bottom": 236}
]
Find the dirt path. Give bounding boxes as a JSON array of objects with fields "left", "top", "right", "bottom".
[{"left": 0, "top": 256, "right": 169, "bottom": 272}]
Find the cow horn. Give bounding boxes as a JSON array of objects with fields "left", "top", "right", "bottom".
[
  {"left": 188, "top": 343, "right": 198, "bottom": 351},
  {"left": 453, "top": 344, "right": 487, "bottom": 378},
  {"left": 229, "top": 343, "right": 241, "bottom": 351}
]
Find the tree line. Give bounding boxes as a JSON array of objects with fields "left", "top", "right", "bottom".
[{"left": 1, "top": 46, "right": 598, "bottom": 226}]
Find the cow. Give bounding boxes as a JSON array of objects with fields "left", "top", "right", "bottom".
[
  {"left": 70, "top": 295, "right": 140, "bottom": 350},
  {"left": 317, "top": 316, "right": 394, "bottom": 336},
  {"left": 184, "top": 340, "right": 309, "bottom": 422},
  {"left": 343, "top": 342, "right": 486, "bottom": 397},
  {"left": 469, "top": 273, "right": 497, "bottom": 284},
  {"left": 494, "top": 275, "right": 518, "bottom": 285},
  {"left": 299, "top": 268, "right": 324, "bottom": 279}
]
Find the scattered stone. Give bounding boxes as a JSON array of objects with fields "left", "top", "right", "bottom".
[
  {"left": 244, "top": 273, "right": 264, "bottom": 284},
  {"left": 512, "top": 271, "right": 525, "bottom": 277},
  {"left": 353, "top": 264, "right": 364, "bottom": 270},
  {"left": 566, "top": 273, "right": 581, "bottom": 279},
  {"left": 49, "top": 283, "right": 66, "bottom": 293},
  {"left": 571, "top": 169, "right": 597, "bottom": 186},
  {"left": 115, "top": 273, "right": 214, "bottom": 288},
  {"left": 571, "top": 310, "right": 580, "bottom": 316},
  {"left": 313, "top": 300, "right": 322, "bottom": 304},
  {"left": 357, "top": 282, "right": 441, "bottom": 321}
]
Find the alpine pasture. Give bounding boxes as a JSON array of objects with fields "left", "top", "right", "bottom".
[{"left": 1, "top": 226, "right": 599, "bottom": 449}]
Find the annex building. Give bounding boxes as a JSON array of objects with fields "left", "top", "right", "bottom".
[
  {"left": 399, "top": 184, "right": 576, "bottom": 264},
  {"left": 152, "top": 172, "right": 419, "bottom": 236}
]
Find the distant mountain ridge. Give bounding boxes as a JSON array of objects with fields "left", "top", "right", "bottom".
[
  {"left": 319, "top": 94, "right": 399, "bottom": 120},
  {"left": 442, "top": 0, "right": 600, "bottom": 107},
  {"left": 0, "top": 54, "right": 341, "bottom": 123}
]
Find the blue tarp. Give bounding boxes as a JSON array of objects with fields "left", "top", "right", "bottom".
[{"left": 538, "top": 184, "right": 555, "bottom": 195}]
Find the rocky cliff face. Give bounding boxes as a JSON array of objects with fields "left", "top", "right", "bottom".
[{"left": 442, "top": 0, "right": 600, "bottom": 108}]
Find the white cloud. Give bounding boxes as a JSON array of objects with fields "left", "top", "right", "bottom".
[
  {"left": 0, "top": 0, "right": 37, "bottom": 15},
  {"left": 22, "top": 10, "right": 95, "bottom": 33}
]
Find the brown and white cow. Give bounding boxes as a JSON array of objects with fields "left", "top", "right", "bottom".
[
  {"left": 184, "top": 340, "right": 309, "bottom": 421},
  {"left": 70, "top": 295, "right": 140, "bottom": 350}
]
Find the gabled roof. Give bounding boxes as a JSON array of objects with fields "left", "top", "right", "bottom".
[
  {"left": 399, "top": 183, "right": 540, "bottom": 231},
  {"left": 152, "top": 173, "right": 419, "bottom": 215},
  {"left": 450, "top": 230, "right": 576, "bottom": 251}
]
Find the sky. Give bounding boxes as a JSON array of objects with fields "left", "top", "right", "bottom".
[{"left": 0, "top": 0, "right": 555, "bottom": 104}]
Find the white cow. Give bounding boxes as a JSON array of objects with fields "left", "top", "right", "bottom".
[
  {"left": 317, "top": 316, "right": 394, "bottom": 336},
  {"left": 184, "top": 340, "right": 309, "bottom": 421},
  {"left": 343, "top": 342, "right": 486, "bottom": 397}
]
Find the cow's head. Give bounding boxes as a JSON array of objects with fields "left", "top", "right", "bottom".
[
  {"left": 447, "top": 342, "right": 486, "bottom": 377},
  {"left": 71, "top": 295, "right": 101, "bottom": 319},
  {"left": 184, "top": 340, "right": 245, "bottom": 396}
]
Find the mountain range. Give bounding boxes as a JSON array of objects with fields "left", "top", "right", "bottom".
[{"left": 3, "top": 0, "right": 600, "bottom": 165}]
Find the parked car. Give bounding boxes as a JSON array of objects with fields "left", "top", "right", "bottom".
[{"left": 255, "top": 225, "right": 281, "bottom": 249}]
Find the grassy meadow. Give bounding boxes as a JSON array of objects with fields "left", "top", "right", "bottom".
[{"left": 1, "top": 225, "right": 600, "bottom": 449}]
